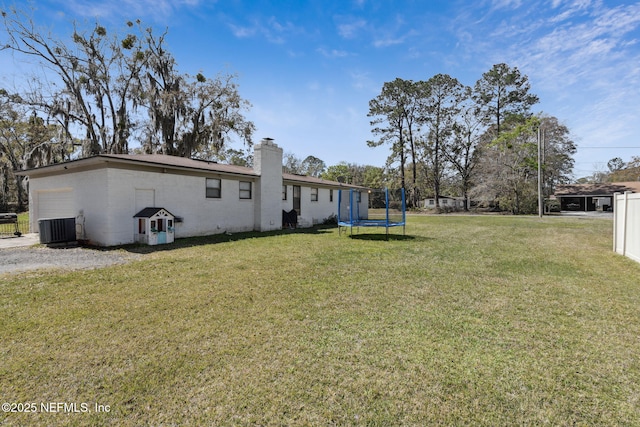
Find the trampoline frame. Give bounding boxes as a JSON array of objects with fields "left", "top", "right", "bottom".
[{"left": 337, "top": 188, "right": 406, "bottom": 239}]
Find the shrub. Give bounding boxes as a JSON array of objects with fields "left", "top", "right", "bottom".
[{"left": 322, "top": 213, "right": 338, "bottom": 225}]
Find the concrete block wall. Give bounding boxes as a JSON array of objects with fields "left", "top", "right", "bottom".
[
  {"left": 28, "top": 169, "right": 110, "bottom": 245},
  {"left": 25, "top": 138, "right": 359, "bottom": 246},
  {"left": 107, "top": 168, "right": 256, "bottom": 245}
]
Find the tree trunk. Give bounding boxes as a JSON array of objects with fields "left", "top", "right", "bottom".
[{"left": 16, "top": 175, "right": 26, "bottom": 212}]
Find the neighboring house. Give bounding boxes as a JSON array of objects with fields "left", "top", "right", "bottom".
[
  {"left": 423, "top": 196, "right": 466, "bottom": 210},
  {"left": 17, "top": 139, "right": 368, "bottom": 246},
  {"left": 554, "top": 182, "right": 640, "bottom": 212}
]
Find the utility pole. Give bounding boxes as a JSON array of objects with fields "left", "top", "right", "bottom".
[{"left": 537, "top": 126, "right": 543, "bottom": 218}]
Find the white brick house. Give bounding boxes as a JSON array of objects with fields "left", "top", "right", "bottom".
[{"left": 18, "top": 139, "right": 368, "bottom": 246}]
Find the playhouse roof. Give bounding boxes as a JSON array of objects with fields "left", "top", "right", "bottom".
[{"left": 134, "top": 207, "right": 174, "bottom": 218}]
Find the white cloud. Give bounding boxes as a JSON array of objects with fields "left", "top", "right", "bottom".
[
  {"left": 55, "top": 0, "right": 205, "bottom": 22},
  {"left": 337, "top": 18, "right": 367, "bottom": 39},
  {"left": 447, "top": 0, "right": 640, "bottom": 173},
  {"left": 491, "top": 0, "right": 523, "bottom": 10},
  {"left": 308, "top": 81, "right": 321, "bottom": 91},
  {"left": 522, "top": 3, "right": 640, "bottom": 84},
  {"left": 548, "top": 0, "right": 591, "bottom": 23},
  {"left": 372, "top": 36, "right": 405, "bottom": 48},
  {"left": 226, "top": 15, "right": 302, "bottom": 45},
  {"left": 366, "top": 13, "right": 419, "bottom": 48},
  {"left": 228, "top": 23, "right": 256, "bottom": 38},
  {"left": 349, "top": 70, "right": 377, "bottom": 93},
  {"left": 529, "top": 3, "right": 640, "bottom": 171},
  {"left": 60, "top": 0, "right": 119, "bottom": 18},
  {"left": 317, "top": 47, "right": 350, "bottom": 58}
]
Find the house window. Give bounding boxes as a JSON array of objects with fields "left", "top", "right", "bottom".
[
  {"left": 282, "top": 185, "right": 287, "bottom": 201},
  {"left": 206, "top": 178, "right": 221, "bottom": 198},
  {"left": 429, "top": 200, "right": 435, "bottom": 205},
  {"left": 442, "top": 199, "right": 448, "bottom": 205},
  {"left": 239, "top": 181, "right": 252, "bottom": 199},
  {"left": 330, "top": 189, "right": 334, "bottom": 202},
  {"left": 356, "top": 191, "right": 361, "bottom": 203},
  {"left": 311, "top": 188, "right": 318, "bottom": 202}
]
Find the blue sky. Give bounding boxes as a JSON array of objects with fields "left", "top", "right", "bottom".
[{"left": 2, "top": 0, "right": 640, "bottom": 179}]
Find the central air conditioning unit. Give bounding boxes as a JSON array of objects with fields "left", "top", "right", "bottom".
[{"left": 38, "top": 217, "right": 77, "bottom": 244}]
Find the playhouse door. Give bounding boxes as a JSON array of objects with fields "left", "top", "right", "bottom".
[{"left": 157, "top": 218, "right": 167, "bottom": 244}]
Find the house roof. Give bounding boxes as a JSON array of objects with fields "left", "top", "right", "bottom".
[
  {"left": 282, "top": 172, "right": 367, "bottom": 189},
  {"left": 16, "top": 154, "right": 258, "bottom": 178},
  {"left": 103, "top": 154, "right": 257, "bottom": 176},
  {"left": 17, "top": 154, "right": 362, "bottom": 188},
  {"left": 133, "top": 207, "right": 174, "bottom": 218},
  {"left": 555, "top": 182, "right": 640, "bottom": 197}
]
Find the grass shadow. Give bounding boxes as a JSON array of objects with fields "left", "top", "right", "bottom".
[
  {"left": 345, "top": 233, "right": 419, "bottom": 242},
  {"left": 91, "top": 225, "right": 336, "bottom": 254}
]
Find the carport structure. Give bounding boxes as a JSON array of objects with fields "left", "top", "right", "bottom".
[{"left": 555, "top": 182, "right": 640, "bottom": 212}]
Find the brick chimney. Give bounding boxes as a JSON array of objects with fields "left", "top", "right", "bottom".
[{"left": 253, "top": 138, "right": 283, "bottom": 231}]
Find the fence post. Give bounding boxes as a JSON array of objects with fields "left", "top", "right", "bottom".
[
  {"left": 613, "top": 192, "right": 619, "bottom": 253},
  {"left": 622, "top": 191, "right": 631, "bottom": 257}
]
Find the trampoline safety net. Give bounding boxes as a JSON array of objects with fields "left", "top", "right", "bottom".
[{"left": 337, "top": 188, "right": 406, "bottom": 238}]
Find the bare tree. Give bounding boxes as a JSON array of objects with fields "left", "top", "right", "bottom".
[
  {"left": 472, "top": 114, "right": 574, "bottom": 214},
  {"left": 1, "top": 8, "right": 149, "bottom": 155},
  {"left": 368, "top": 78, "right": 422, "bottom": 206},
  {"left": 2, "top": 8, "right": 255, "bottom": 159},
  {"left": 141, "top": 29, "right": 254, "bottom": 158},
  {"left": 0, "top": 99, "right": 66, "bottom": 210},
  {"left": 538, "top": 115, "right": 576, "bottom": 196},
  {"left": 444, "top": 87, "right": 483, "bottom": 210},
  {"left": 418, "top": 74, "right": 465, "bottom": 209},
  {"left": 608, "top": 156, "right": 640, "bottom": 182},
  {"left": 283, "top": 152, "right": 303, "bottom": 174},
  {"left": 300, "top": 155, "right": 326, "bottom": 177}
]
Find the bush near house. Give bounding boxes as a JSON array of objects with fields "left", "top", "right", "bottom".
[{"left": 1, "top": 216, "right": 639, "bottom": 426}]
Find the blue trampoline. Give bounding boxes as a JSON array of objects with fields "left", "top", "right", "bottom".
[{"left": 338, "top": 188, "right": 406, "bottom": 239}]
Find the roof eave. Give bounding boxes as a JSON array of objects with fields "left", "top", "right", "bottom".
[{"left": 16, "top": 154, "right": 259, "bottom": 178}]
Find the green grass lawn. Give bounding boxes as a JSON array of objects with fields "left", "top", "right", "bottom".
[{"left": 2, "top": 216, "right": 639, "bottom": 426}]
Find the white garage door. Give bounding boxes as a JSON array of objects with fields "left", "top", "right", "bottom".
[{"left": 36, "top": 189, "right": 75, "bottom": 220}]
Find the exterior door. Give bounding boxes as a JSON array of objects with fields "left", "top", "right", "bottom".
[{"left": 293, "top": 185, "right": 301, "bottom": 215}]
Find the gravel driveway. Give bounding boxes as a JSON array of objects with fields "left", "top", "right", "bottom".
[{"left": 0, "top": 246, "right": 143, "bottom": 274}]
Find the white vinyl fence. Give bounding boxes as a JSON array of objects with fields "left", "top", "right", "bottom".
[{"left": 613, "top": 192, "right": 640, "bottom": 263}]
